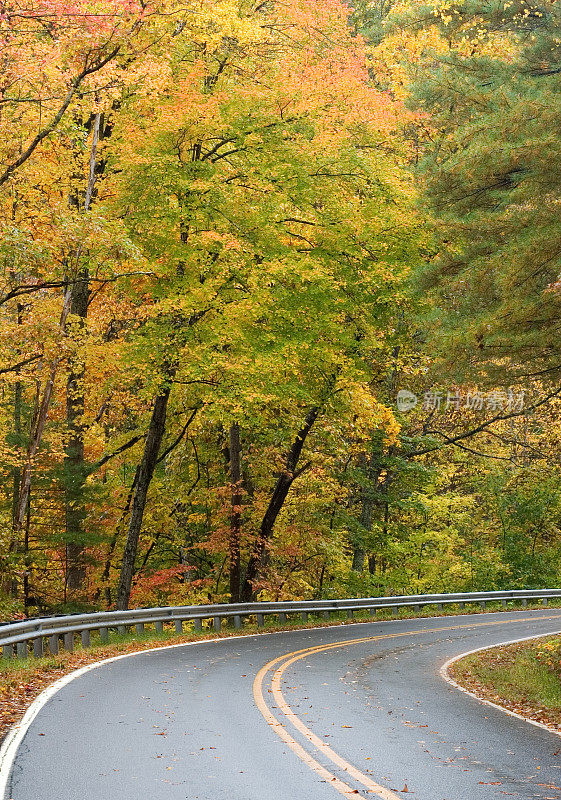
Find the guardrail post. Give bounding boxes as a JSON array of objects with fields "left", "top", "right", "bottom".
[
  {"left": 3, "top": 590, "right": 559, "bottom": 660},
  {"left": 118, "top": 625, "right": 127, "bottom": 635}
]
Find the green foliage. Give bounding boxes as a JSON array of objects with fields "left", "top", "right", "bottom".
[
  {"left": 4, "top": 0, "right": 561, "bottom": 617},
  {"left": 455, "top": 636, "right": 561, "bottom": 715},
  {"left": 399, "top": 0, "right": 561, "bottom": 382}
]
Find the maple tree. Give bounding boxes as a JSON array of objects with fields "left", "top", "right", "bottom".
[
  {"left": 105, "top": 0, "right": 416, "bottom": 606},
  {"left": 0, "top": 0, "right": 420, "bottom": 612}
]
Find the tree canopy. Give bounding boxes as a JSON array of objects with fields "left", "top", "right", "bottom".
[{"left": 2, "top": 0, "right": 561, "bottom": 617}]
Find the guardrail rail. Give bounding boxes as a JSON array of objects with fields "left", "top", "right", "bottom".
[{"left": 1, "top": 589, "right": 559, "bottom": 660}]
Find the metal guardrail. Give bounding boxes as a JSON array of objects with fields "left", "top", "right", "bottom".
[{"left": 1, "top": 589, "right": 559, "bottom": 660}]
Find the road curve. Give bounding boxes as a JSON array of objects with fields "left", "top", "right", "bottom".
[{"left": 5, "top": 610, "right": 561, "bottom": 800}]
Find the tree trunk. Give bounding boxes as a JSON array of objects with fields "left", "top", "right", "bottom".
[
  {"left": 229, "top": 422, "right": 242, "bottom": 603},
  {"left": 11, "top": 380, "right": 22, "bottom": 530},
  {"left": 115, "top": 384, "right": 172, "bottom": 610},
  {"left": 351, "top": 546, "right": 365, "bottom": 572},
  {"left": 240, "top": 405, "right": 320, "bottom": 601},
  {"left": 352, "top": 470, "right": 377, "bottom": 572},
  {"left": 64, "top": 271, "right": 88, "bottom": 593},
  {"left": 352, "top": 452, "right": 377, "bottom": 572},
  {"left": 6, "top": 318, "right": 24, "bottom": 598},
  {"left": 23, "top": 490, "right": 31, "bottom": 611},
  {"left": 64, "top": 112, "right": 101, "bottom": 594},
  {"left": 14, "top": 289, "right": 72, "bottom": 541},
  {"left": 97, "top": 467, "right": 139, "bottom": 607},
  {"left": 353, "top": 441, "right": 386, "bottom": 573}
]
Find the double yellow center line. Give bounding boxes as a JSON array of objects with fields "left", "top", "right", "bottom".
[{"left": 253, "top": 614, "right": 561, "bottom": 799}]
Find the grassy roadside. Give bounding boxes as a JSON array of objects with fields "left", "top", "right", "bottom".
[
  {"left": 450, "top": 634, "right": 561, "bottom": 731},
  {"left": 1, "top": 600, "right": 559, "bottom": 745}
]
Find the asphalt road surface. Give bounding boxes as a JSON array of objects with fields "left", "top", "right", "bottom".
[{"left": 6, "top": 610, "right": 561, "bottom": 800}]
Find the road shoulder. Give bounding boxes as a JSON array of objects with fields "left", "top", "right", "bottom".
[{"left": 441, "top": 633, "right": 561, "bottom": 736}]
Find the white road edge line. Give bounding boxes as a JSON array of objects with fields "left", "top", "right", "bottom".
[
  {"left": 440, "top": 630, "right": 561, "bottom": 738},
  {"left": 0, "top": 632, "right": 261, "bottom": 800},
  {"left": 1, "top": 609, "right": 559, "bottom": 799}
]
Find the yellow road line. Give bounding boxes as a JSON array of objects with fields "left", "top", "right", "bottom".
[{"left": 253, "top": 613, "right": 561, "bottom": 799}]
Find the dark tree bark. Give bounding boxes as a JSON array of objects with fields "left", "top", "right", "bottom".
[
  {"left": 65, "top": 112, "right": 101, "bottom": 593},
  {"left": 115, "top": 383, "right": 172, "bottom": 610},
  {"left": 95, "top": 466, "right": 139, "bottom": 607},
  {"left": 351, "top": 545, "right": 366, "bottom": 572},
  {"left": 11, "top": 314, "right": 23, "bottom": 539},
  {"left": 240, "top": 405, "right": 320, "bottom": 601},
  {"left": 229, "top": 422, "right": 242, "bottom": 602},
  {"left": 23, "top": 490, "right": 31, "bottom": 610},
  {"left": 64, "top": 270, "right": 89, "bottom": 592},
  {"left": 352, "top": 439, "right": 386, "bottom": 573},
  {"left": 6, "top": 305, "right": 24, "bottom": 598},
  {"left": 14, "top": 290, "right": 72, "bottom": 545},
  {"left": 352, "top": 453, "right": 375, "bottom": 572}
]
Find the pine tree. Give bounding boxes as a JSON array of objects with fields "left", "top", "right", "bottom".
[{"left": 398, "top": 0, "right": 561, "bottom": 384}]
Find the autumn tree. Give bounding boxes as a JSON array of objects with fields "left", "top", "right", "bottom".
[{"left": 101, "top": 0, "right": 417, "bottom": 606}]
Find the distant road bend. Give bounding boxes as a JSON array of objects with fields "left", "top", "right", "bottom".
[{"left": 5, "top": 610, "right": 561, "bottom": 800}]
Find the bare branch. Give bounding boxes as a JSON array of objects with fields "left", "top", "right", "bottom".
[
  {"left": 156, "top": 407, "right": 199, "bottom": 464},
  {"left": 406, "top": 386, "right": 561, "bottom": 458},
  {"left": 0, "top": 353, "right": 42, "bottom": 376},
  {"left": 92, "top": 435, "right": 144, "bottom": 472},
  {"left": 0, "top": 46, "right": 121, "bottom": 188}
]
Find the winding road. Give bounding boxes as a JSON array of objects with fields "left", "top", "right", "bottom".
[{"left": 4, "top": 610, "right": 561, "bottom": 800}]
